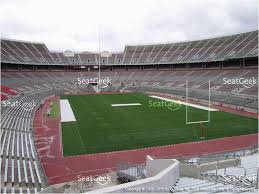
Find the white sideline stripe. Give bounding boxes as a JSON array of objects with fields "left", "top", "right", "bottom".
[
  {"left": 60, "top": 99, "right": 76, "bottom": 122},
  {"left": 149, "top": 95, "right": 218, "bottom": 111},
  {"left": 111, "top": 103, "right": 142, "bottom": 107}
]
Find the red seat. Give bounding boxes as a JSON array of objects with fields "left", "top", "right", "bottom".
[
  {"left": 0, "top": 85, "right": 17, "bottom": 95},
  {"left": 1, "top": 94, "right": 8, "bottom": 100}
]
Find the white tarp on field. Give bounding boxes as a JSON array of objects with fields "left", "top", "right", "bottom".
[
  {"left": 149, "top": 95, "right": 218, "bottom": 111},
  {"left": 60, "top": 99, "right": 76, "bottom": 122},
  {"left": 111, "top": 103, "right": 142, "bottom": 107}
]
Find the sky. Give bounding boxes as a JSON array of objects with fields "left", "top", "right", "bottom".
[{"left": 0, "top": 0, "right": 258, "bottom": 52}]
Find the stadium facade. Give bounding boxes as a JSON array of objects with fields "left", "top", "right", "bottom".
[{"left": 1, "top": 30, "right": 258, "bottom": 70}]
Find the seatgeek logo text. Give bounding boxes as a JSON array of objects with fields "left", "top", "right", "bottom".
[
  {"left": 2, "top": 100, "right": 36, "bottom": 111},
  {"left": 222, "top": 77, "right": 257, "bottom": 88},
  {"left": 77, "top": 174, "right": 111, "bottom": 185},
  {"left": 77, "top": 77, "right": 111, "bottom": 88}
]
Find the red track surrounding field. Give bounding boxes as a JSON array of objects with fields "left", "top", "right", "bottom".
[{"left": 33, "top": 96, "right": 258, "bottom": 185}]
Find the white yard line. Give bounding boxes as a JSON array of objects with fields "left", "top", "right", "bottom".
[
  {"left": 111, "top": 103, "right": 142, "bottom": 107},
  {"left": 60, "top": 99, "right": 76, "bottom": 122},
  {"left": 149, "top": 95, "right": 218, "bottom": 111}
]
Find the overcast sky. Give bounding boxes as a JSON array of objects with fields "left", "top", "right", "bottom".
[{"left": 0, "top": 0, "right": 258, "bottom": 52}]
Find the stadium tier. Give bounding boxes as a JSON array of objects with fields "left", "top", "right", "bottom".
[
  {"left": 1, "top": 91, "right": 52, "bottom": 193},
  {"left": 1, "top": 69, "right": 258, "bottom": 109},
  {"left": 1, "top": 30, "right": 258, "bottom": 66}
]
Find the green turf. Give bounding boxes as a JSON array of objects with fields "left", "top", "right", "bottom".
[
  {"left": 61, "top": 93, "right": 258, "bottom": 156},
  {"left": 50, "top": 101, "right": 59, "bottom": 118}
]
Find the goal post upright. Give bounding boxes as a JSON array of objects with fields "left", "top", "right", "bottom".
[
  {"left": 208, "top": 79, "right": 211, "bottom": 122},
  {"left": 185, "top": 79, "right": 188, "bottom": 124},
  {"left": 98, "top": 26, "right": 101, "bottom": 82},
  {"left": 186, "top": 79, "right": 212, "bottom": 125}
]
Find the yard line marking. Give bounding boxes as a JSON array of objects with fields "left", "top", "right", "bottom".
[
  {"left": 75, "top": 123, "right": 87, "bottom": 152},
  {"left": 149, "top": 95, "right": 218, "bottom": 111},
  {"left": 111, "top": 103, "right": 142, "bottom": 107}
]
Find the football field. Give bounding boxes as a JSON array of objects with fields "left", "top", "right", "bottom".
[{"left": 61, "top": 93, "right": 257, "bottom": 156}]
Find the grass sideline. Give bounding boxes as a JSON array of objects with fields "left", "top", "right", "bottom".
[
  {"left": 61, "top": 93, "right": 258, "bottom": 156},
  {"left": 50, "top": 101, "right": 59, "bottom": 119}
]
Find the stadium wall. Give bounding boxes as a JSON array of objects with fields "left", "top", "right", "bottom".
[
  {"left": 87, "top": 156, "right": 180, "bottom": 193},
  {"left": 180, "top": 158, "right": 241, "bottom": 178}
]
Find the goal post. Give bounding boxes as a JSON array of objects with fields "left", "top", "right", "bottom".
[
  {"left": 186, "top": 79, "right": 212, "bottom": 125},
  {"left": 199, "top": 122, "right": 207, "bottom": 139}
]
